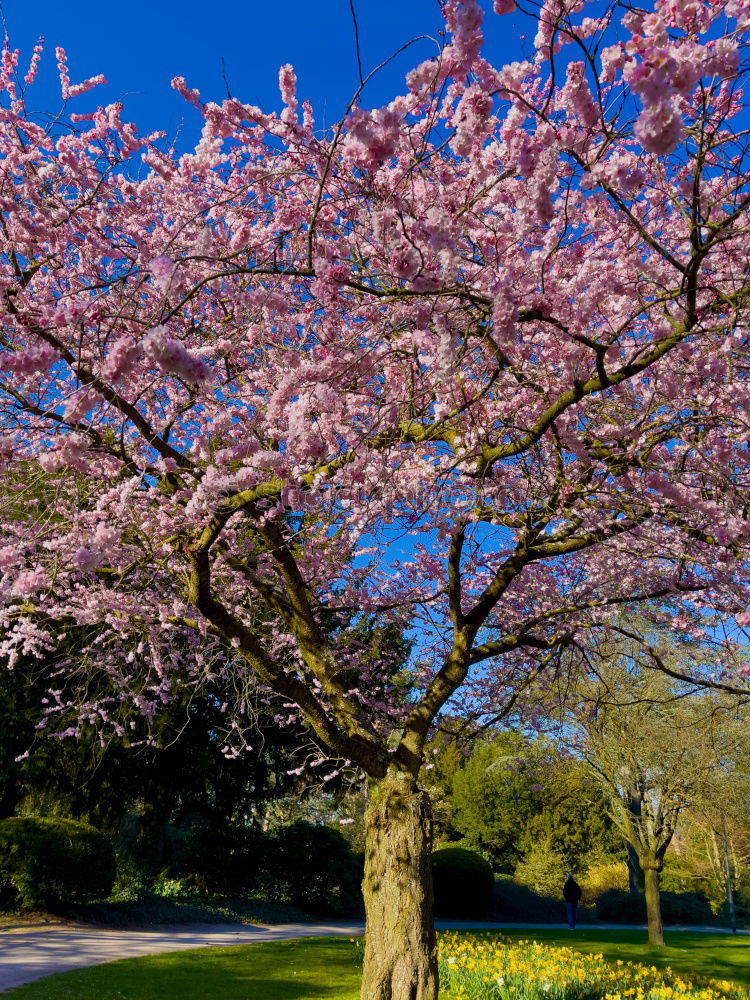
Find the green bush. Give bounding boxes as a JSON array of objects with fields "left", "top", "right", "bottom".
[
  {"left": 431, "top": 847, "right": 494, "bottom": 918},
  {"left": 596, "top": 888, "right": 647, "bottom": 923},
  {"left": 660, "top": 855, "right": 699, "bottom": 894},
  {"left": 492, "top": 874, "right": 596, "bottom": 923},
  {"left": 660, "top": 890, "right": 715, "bottom": 925},
  {"left": 595, "top": 888, "right": 714, "bottom": 925},
  {"left": 264, "top": 821, "right": 361, "bottom": 915},
  {"left": 0, "top": 816, "right": 115, "bottom": 909},
  {"left": 580, "top": 858, "right": 629, "bottom": 904},
  {"left": 181, "top": 824, "right": 267, "bottom": 898},
  {"left": 514, "top": 839, "right": 569, "bottom": 898}
]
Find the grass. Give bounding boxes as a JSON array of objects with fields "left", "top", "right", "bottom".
[
  {"left": 4, "top": 929, "right": 750, "bottom": 1000},
  {"left": 5, "top": 938, "right": 362, "bottom": 1000}
]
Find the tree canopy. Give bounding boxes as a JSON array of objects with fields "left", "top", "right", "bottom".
[{"left": 2, "top": 0, "right": 750, "bottom": 996}]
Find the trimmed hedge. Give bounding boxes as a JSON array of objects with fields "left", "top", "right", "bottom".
[
  {"left": 182, "top": 820, "right": 361, "bottom": 915},
  {"left": 181, "top": 824, "right": 267, "bottom": 898},
  {"left": 595, "top": 888, "right": 714, "bottom": 925},
  {"left": 431, "top": 847, "right": 494, "bottom": 918},
  {"left": 264, "top": 821, "right": 361, "bottom": 915},
  {"left": 0, "top": 816, "right": 115, "bottom": 909},
  {"left": 595, "top": 888, "right": 645, "bottom": 923},
  {"left": 492, "top": 875, "right": 597, "bottom": 923}
]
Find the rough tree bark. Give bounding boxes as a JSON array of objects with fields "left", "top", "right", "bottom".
[
  {"left": 360, "top": 767, "right": 438, "bottom": 1000},
  {"left": 642, "top": 861, "right": 664, "bottom": 947}
]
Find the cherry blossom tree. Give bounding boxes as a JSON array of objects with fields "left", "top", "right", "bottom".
[{"left": 2, "top": 0, "right": 750, "bottom": 995}]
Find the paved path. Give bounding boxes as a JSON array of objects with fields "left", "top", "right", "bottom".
[{"left": 0, "top": 919, "right": 745, "bottom": 993}]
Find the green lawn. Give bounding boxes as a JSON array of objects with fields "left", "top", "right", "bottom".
[
  {"left": 5, "top": 938, "right": 362, "bottom": 1000},
  {"left": 4, "top": 930, "right": 750, "bottom": 1000}
]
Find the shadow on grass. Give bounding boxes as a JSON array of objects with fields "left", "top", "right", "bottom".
[{"left": 6, "top": 938, "right": 362, "bottom": 1000}]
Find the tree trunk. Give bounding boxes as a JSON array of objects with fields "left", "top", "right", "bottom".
[
  {"left": 626, "top": 844, "right": 643, "bottom": 894},
  {"left": 643, "top": 864, "right": 664, "bottom": 947},
  {"left": 626, "top": 791, "right": 644, "bottom": 894},
  {"left": 721, "top": 818, "right": 737, "bottom": 934},
  {"left": 360, "top": 767, "right": 438, "bottom": 1000}
]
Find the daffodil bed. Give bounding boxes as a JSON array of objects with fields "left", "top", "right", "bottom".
[{"left": 438, "top": 933, "right": 749, "bottom": 1000}]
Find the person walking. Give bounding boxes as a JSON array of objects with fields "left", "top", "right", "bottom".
[{"left": 563, "top": 873, "right": 582, "bottom": 929}]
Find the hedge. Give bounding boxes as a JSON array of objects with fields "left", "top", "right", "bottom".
[
  {"left": 0, "top": 816, "right": 115, "bottom": 909},
  {"left": 431, "top": 847, "right": 494, "bottom": 918}
]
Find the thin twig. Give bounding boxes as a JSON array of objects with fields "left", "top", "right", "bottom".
[
  {"left": 221, "top": 56, "right": 233, "bottom": 100},
  {"left": 348, "top": 0, "right": 364, "bottom": 86}
]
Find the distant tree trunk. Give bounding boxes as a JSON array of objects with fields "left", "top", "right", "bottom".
[
  {"left": 627, "top": 844, "right": 643, "bottom": 894},
  {"left": 626, "top": 791, "right": 644, "bottom": 894},
  {"left": 360, "top": 768, "right": 438, "bottom": 1000},
  {"left": 643, "top": 862, "right": 664, "bottom": 946},
  {"left": 721, "top": 818, "right": 737, "bottom": 934}
]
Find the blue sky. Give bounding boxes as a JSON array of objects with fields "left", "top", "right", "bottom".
[
  {"left": 1, "top": 0, "right": 527, "bottom": 570},
  {"left": 3, "top": 1, "right": 526, "bottom": 147}
]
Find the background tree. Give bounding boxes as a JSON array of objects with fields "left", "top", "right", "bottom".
[
  {"left": 2, "top": 1, "right": 750, "bottom": 996},
  {"left": 677, "top": 701, "right": 750, "bottom": 930},
  {"left": 560, "top": 658, "right": 746, "bottom": 945},
  {"left": 450, "top": 734, "right": 618, "bottom": 874}
]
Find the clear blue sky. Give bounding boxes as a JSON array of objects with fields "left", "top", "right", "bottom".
[{"left": 2, "top": 0, "right": 526, "bottom": 147}]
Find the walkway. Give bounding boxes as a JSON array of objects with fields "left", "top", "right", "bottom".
[{"left": 0, "top": 919, "right": 744, "bottom": 993}]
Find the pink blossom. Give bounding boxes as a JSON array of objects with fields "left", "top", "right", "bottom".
[
  {"left": 705, "top": 36, "right": 740, "bottom": 78},
  {"left": 55, "top": 46, "right": 70, "bottom": 100},
  {"left": 148, "top": 255, "right": 177, "bottom": 294},
  {"left": 38, "top": 434, "right": 89, "bottom": 473},
  {"left": 279, "top": 64, "right": 298, "bottom": 125},
  {"left": 101, "top": 334, "right": 141, "bottom": 382},
  {"left": 67, "top": 74, "right": 106, "bottom": 98},
  {"left": 600, "top": 44, "right": 626, "bottom": 82},
  {"left": 0, "top": 546, "right": 18, "bottom": 572},
  {"left": 171, "top": 76, "right": 202, "bottom": 108},
  {"left": 560, "top": 61, "right": 598, "bottom": 128},
  {"left": 343, "top": 107, "right": 401, "bottom": 168},
  {"left": 143, "top": 325, "right": 210, "bottom": 385},
  {"left": 11, "top": 569, "right": 48, "bottom": 597},
  {"left": 634, "top": 98, "right": 683, "bottom": 153},
  {"left": 2, "top": 343, "right": 59, "bottom": 375},
  {"left": 24, "top": 38, "right": 44, "bottom": 86},
  {"left": 406, "top": 59, "right": 442, "bottom": 96}
]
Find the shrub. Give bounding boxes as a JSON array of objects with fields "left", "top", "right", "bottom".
[
  {"left": 431, "top": 847, "right": 494, "bottom": 918},
  {"left": 265, "top": 821, "right": 361, "bottom": 915},
  {"left": 595, "top": 888, "right": 714, "bottom": 925},
  {"left": 492, "top": 875, "right": 596, "bottom": 923},
  {"left": 580, "top": 859, "right": 629, "bottom": 904},
  {"left": 493, "top": 876, "right": 561, "bottom": 921},
  {"left": 660, "top": 890, "right": 714, "bottom": 924},
  {"left": 0, "top": 816, "right": 115, "bottom": 909},
  {"left": 596, "top": 888, "right": 646, "bottom": 923},
  {"left": 181, "top": 824, "right": 267, "bottom": 898},
  {"left": 513, "top": 839, "right": 569, "bottom": 898},
  {"left": 660, "top": 854, "right": 700, "bottom": 895}
]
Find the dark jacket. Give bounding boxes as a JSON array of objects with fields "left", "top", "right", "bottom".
[{"left": 563, "top": 877, "right": 582, "bottom": 904}]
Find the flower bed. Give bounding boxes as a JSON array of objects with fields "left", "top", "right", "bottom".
[{"left": 438, "top": 933, "right": 748, "bottom": 1000}]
